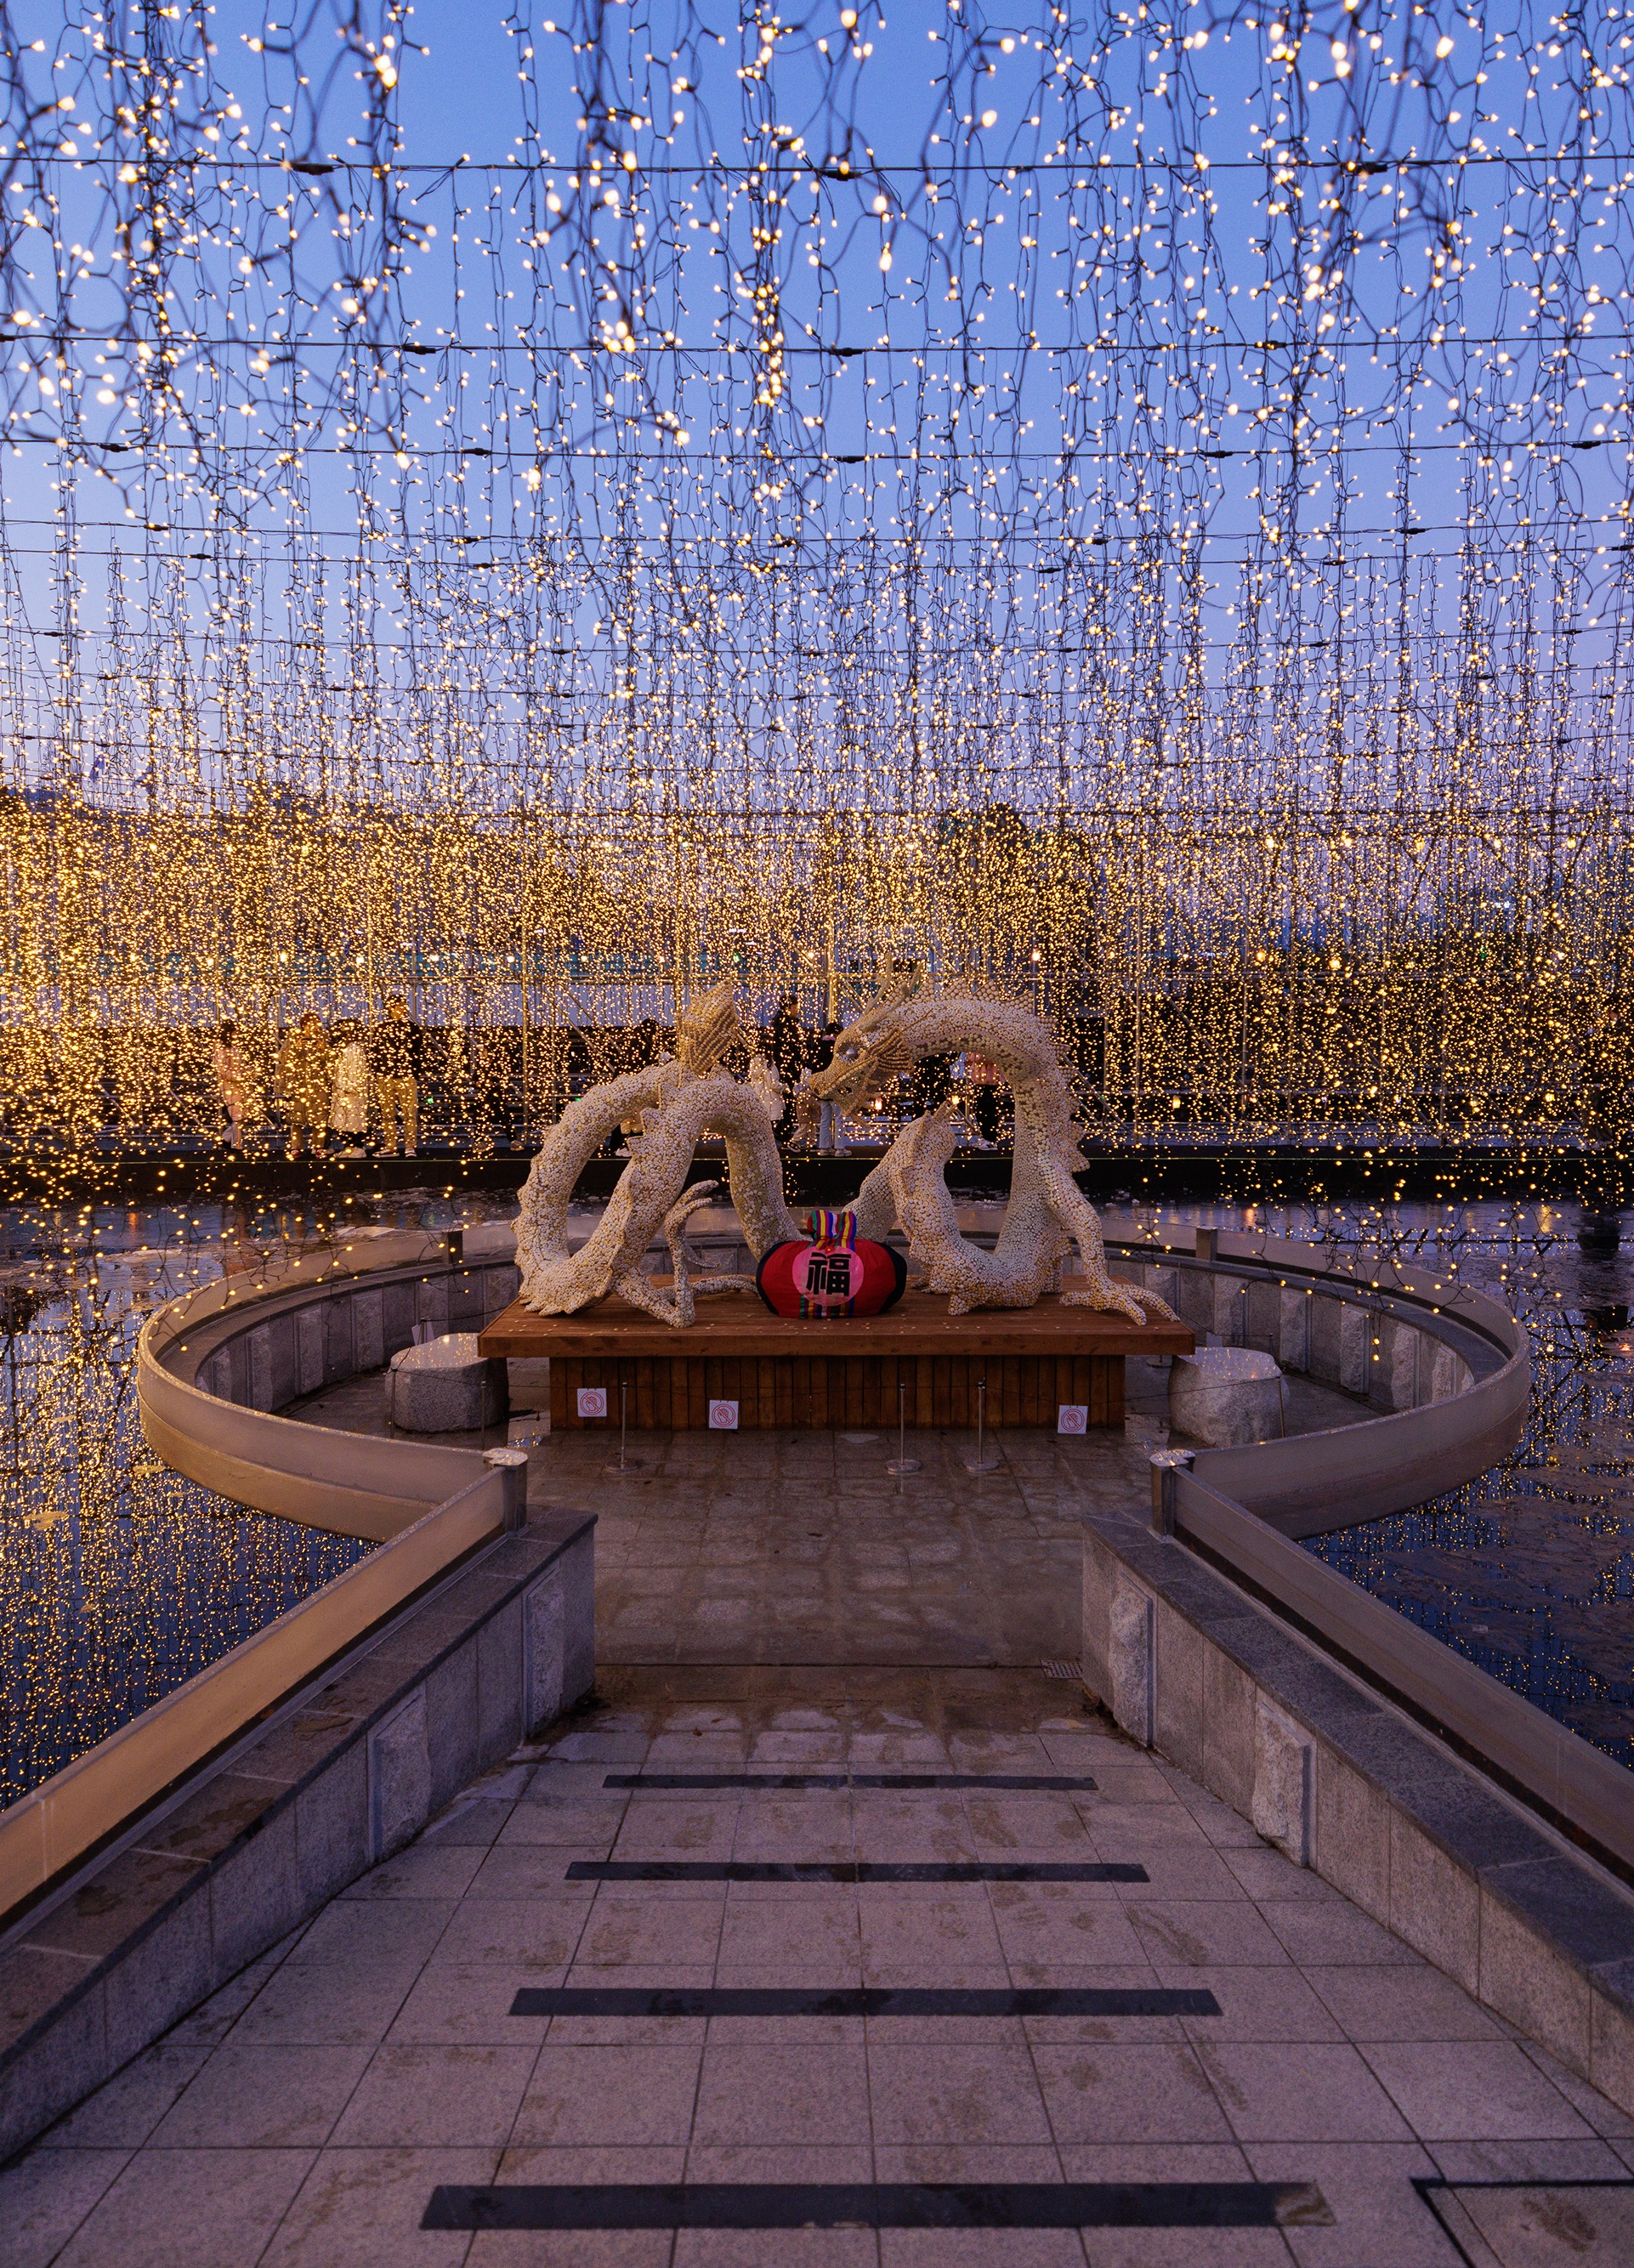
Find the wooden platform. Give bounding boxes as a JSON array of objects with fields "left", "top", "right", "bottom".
[{"left": 478, "top": 1282, "right": 1193, "bottom": 1432}]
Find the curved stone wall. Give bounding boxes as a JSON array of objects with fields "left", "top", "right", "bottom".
[
  {"left": 138, "top": 1224, "right": 521, "bottom": 1541},
  {"left": 140, "top": 1210, "right": 1528, "bottom": 1548},
  {"left": 1103, "top": 1222, "right": 1529, "bottom": 1539}
]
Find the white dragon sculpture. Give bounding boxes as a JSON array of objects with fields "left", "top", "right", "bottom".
[{"left": 513, "top": 975, "right": 1172, "bottom": 1330}]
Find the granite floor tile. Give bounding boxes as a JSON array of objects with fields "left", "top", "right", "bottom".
[
  {"left": 1303, "top": 1964, "right": 1502, "bottom": 2043},
  {"left": 37, "top": 2043, "right": 209, "bottom": 2149},
  {"left": 866, "top": 2041, "right": 1055, "bottom": 2144},
  {"left": 858, "top": 1894, "right": 1007, "bottom": 1972},
  {"left": 510, "top": 2041, "right": 704, "bottom": 2147},
  {"left": 1196, "top": 2040, "right": 1416, "bottom": 2143},
  {"left": 0, "top": 2147, "right": 131, "bottom": 2268},
  {"left": 1165, "top": 1965, "right": 1347, "bottom": 2044},
  {"left": 1033, "top": 2042, "right": 1236, "bottom": 2145},
  {"left": 1244, "top": 2141, "right": 1458, "bottom": 2268},
  {"left": 878, "top": 2235, "right": 1090, "bottom": 2267},
  {"left": 54, "top": 2146, "right": 315, "bottom": 2268},
  {"left": 1124, "top": 1902, "right": 1292, "bottom": 1970},
  {"left": 338, "top": 1846, "right": 487, "bottom": 1901},
  {"left": 1359, "top": 2040, "right": 1597, "bottom": 2141},
  {"left": 150, "top": 2040, "right": 374, "bottom": 2147},
  {"left": 287, "top": 1897, "right": 455, "bottom": 1971},
  {"left": 990, "top": 1890, "right": 1149, "bottom": 1969},
  {"left": 329, "top": 2042, "right": 537, "bottom": 2146},
  {"left": 691, "top": 2042, "right": 871, "bottom": 2146},
  {"left": 231, "top": 1959, "right": 417, "bottom": 2046},
  {"left": 428, "top": 1898, "right": 587, "bottom": 1970},
  {"left": 1258, "top": 1902, "right": 1420, "bottom": 1968},
  {"left": 258, "top": 2145, "right": 498, "bottom": 2268},
  {"left": 1427, "top": 2135, "right": 1631, "bottom": 2180},
  {"left": 573, "top": 1895, "right": 726, "bottom": 1968},
  {"left": 386, "top": 1962, "right": 563, "bottom": 2045}
]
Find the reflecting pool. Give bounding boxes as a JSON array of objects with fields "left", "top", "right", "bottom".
[
  {"left": 1, "top": 1183, "right": 1629, "bottom": 1811},
  {"left": 0, "top": 1187, "right": 513, "bottom": 1810}
]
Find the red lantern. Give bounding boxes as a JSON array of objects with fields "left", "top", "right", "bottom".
[{"left": 755, "top": 1210, "right": 906, "bottom": 1318}]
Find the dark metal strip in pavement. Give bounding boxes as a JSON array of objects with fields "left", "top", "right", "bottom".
[
  {"left": 565, "top": 1860, "right": 1149, "bottom": 1883},
  {"left": 423, "top": 2180, "right": 1333, "bottom": 2231},
  {"left": 601, "top": 1773, "right": 1101, "bottom": 1790},
  {"left": 510, "top": 1985, "right": 1222, "bottom": 2017}
]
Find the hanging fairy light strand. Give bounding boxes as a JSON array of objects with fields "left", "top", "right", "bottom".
[{"left": 0, "top": 1, "right": 1627, "bottom": 1154}]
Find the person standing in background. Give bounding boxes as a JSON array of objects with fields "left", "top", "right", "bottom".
[
  {"left": 808, "top": 1018, "right": 848, "bottom": 1155},
  {"left": 328, "top": 1019, "right": 371, "bottom": 1154},
  {"left": 769, "top": 993, "right": 804, "bottom": 1143},
  {"left": 372, "top": 993, "right": 420, "bottom": 1156},
  {"left": 277, "top": 1011, "right": 331, "bottom": 1161},
  {"left": 213, "top": 1019, "right": 263, "bottom": 1152}
]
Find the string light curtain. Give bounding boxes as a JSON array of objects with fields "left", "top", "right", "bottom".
[{"left": 0, "top": 1, "right": 1630, "bottom": 1149}]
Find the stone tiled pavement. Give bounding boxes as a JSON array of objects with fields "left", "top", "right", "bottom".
[{"left": 5, "top": 1667, "right": 1631, "bottom": 2267}]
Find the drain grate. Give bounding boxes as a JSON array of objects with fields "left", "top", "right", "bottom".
[{"left": 1040, "top": 1659, "right": 1084, "bottom": 1682}]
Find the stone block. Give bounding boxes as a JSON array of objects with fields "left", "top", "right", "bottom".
[
  {"left": 297, "top": 1306, "right": 324, "bottom": 1396},
  {"left": 368, "top": 1690, "right": 432, "bottom": 1863},
  {"left": 415, "top": 1276, "right": 451, "bottom": 1330},
  {"left": 207, "top": 1800, "right": 301, "bottom": 1983},
  {"left": 1590, "top": 1962, "right": 1634, "bottom": 2120},
  {"left": 478, "top": 1599, "right": 525, "bottom": 1760},
  {"left": 1374, "top": 1318, "right": 1418, "bottom": 1411},
  {"left": 1244, "top": 1280, "right": 1280, "bottom": 1355},
  {"left": 1153, "top": 1598, "right": 1206, "bottom": 1778},
  {"left": 0, "top": 1961, "right": 105, "bottom": 2163},
  {"left": 1339, "top": 1301, "right": 1370, "bottom": 1395},
  {"left": 1169, "top": 1347, "right": 1285, "bottom": 1447},
  {"left": 1211, "top": 1273, "right": 1250, "bottom": 1340},
  {"left": 447, "top": 1269, "right": 485, "bottom": 1326},
  {"left": 323, "top": 1294, "right": 355, "bottom": 1385},
  {"left": 248, "top": 1322, "right": 275, "bottom": 1412},
  {"left": 1387, "top": 1807, "right": 1479, "bottom": 1992},
  {"left": 525, "top": 1570, "right": 566, "bottom": 1733},
  {"left": 382, "top": 1280, "right": 416, "bottom": 1355},
  {"left": 1142, "top": 1265, "right": 1179, "bottom": 1312},
  {"left": 1429, "top": 1341, "right": 1461, "bottom": 1404},
  {"left": 1308, "top": 1294, "right": 1342, "bottom": 1383},
  {"left": 1251, "top": 1698, "right": 1313, "bottom": 1868},
  {"left": 1108, "top": 1583, "right": 1155, "bottom": 1747},
  {"left": 293, "top": 1743, "right": 370, "bottom": 1907},
  {"left": 424, "top": 1642, "right": 481, "bottom": 1814},
  {"left": 384, "top": 1333, "right": 508, "bottom": 1433},
  {"left": 1081, "top": 1534, "right": 1115, "bottom": 1703},
  {"left": 103, "top": 1897, "right": 213, "bottom": 2067},
  {"left": 1200, "top": 1645, "right": 1256, "bottom": 1815},
  {"left": 1176, "top": 1267, "right": 1214, "bottom": 1335},
  {"left": 1278, "top": 1289, "right": 1311, "bottom": 1373},
  {"left": 353, "top": 1288, "right": 385, "bottom": 1374},
  {"left": 560, "top": 1530, "right": 596, "bottom": 1708},
  {"left": 227, "top": 1335, "right": 250, "bottom": 1405},
  {"left": 1313, "top": 1752, "right": 1391, "bottom": 1920},
  {"left": 1479, "top": 1874, "right": 1594, "bottom": 2075},
  {"left": 490, "top": 1263, "right": 521, "bottom": 1312},
  {"left": 204, "top": 1351, "right": 231, "bottom": 1402}
]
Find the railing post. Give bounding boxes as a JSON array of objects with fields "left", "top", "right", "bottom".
[
  {"left": 1149, "top": 1448, "right": 1194, "bottom": 1537},
  {"left": 484, "top": 1445, "right": 530, "bottom": 1532},
  {"left": 1194, "top": 1226, "right": 1217, "bottom": 1263}
]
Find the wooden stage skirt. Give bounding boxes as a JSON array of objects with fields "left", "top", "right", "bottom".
[{"left": 477, "top": 1281, "right": 1193, "bottom": 1432}]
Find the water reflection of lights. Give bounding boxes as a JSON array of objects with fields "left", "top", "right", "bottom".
[
  {"left": 0, "top": 1189, "right": 530, "bottom": 1812},
  {"left": 1145, "top": 1197, "right": 1634, "bottom": 1770}
]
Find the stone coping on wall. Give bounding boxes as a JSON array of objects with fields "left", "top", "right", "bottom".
[
  {"left": 0, "top": 1505, "right": 594, "bottom": 2164},
  {"left": 1081, "top": 1502, "right": 1634, "bottom": 2121}
]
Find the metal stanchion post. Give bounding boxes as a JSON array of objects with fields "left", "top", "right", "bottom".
[
  {"left": 604, "top": 1375, "right": 642, "bottom": 1474},
  {"left": 962, "top": 1375, "right": 1001, "bottom": 1473},
  {"left": 1148, "top": 1448, "right": 1194, "bottom": 1537},
  {"left": 886, "top": 1379, "right": 920, "bottom": 1482}
]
